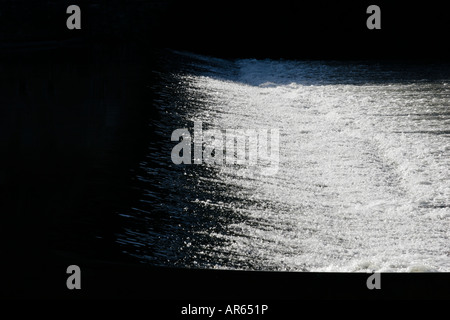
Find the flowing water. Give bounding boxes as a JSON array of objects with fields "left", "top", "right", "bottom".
[{"left": 116, "top": 51, "right": 450, "bottom": 272}]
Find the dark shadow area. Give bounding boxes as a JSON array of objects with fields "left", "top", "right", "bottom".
[
  {"left": 0, "top": 42, "right": 163, "bottom": 277},
  {"left": 0, "top": 1, "right": 448, "bottom": 60},
  {"left": 167, "top": 1, "right": 449, "bottom": 60}
]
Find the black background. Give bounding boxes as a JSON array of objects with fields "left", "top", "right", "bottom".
[{"left": 0, "top": 0, "right": 448, "bottom": 60}]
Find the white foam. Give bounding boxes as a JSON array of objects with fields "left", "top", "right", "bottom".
[{"left": 174, "top": 55, "right": 450, "bottom": 271}]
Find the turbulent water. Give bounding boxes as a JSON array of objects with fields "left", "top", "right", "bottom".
[{"left": 116, "top": 51, "right": 450, "bottom": 272}]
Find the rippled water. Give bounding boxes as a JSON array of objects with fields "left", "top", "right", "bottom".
[{"left": 116, "top": 51, "right": 450, "bottom": 272}]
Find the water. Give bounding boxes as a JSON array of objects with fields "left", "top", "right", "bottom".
[{"left": 116, "top": 51, "right": 450, "bottom": 272}]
